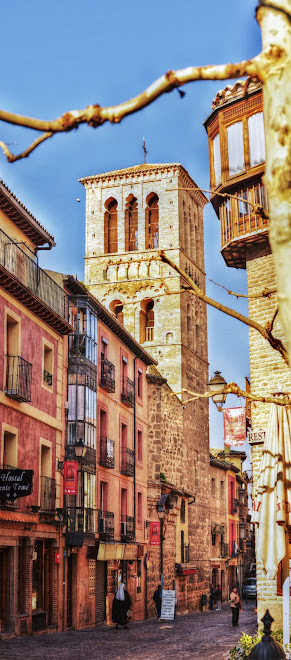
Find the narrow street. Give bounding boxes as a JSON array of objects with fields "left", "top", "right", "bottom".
[{"left": 0, "top": 601, "right": 257, "bottom": 660}]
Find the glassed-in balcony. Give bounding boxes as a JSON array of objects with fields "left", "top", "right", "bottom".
[
  {"left": 5, "top": 355, "right": 32, "bottom": 402},
  {"left": 66, "top": 506, "right": 96, "bottom": 533}
]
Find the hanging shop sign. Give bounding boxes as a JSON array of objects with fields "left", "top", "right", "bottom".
[
  {"left": 150, "top": 521, "right": 160, "bottom": 545},
  {"left": 223, "top": 407, "right": 246, "bottom": 446},
  {"left": 124, "top": 544, "right": 138, "bottom": 560},
  {"left": 247, "top": 430, "right": 266, "bottom": 445},
  {"left": 0, "top": 469, "right": 34, "bottom": 502},
  {"left": 64, "top": 461, "right": 78, "bottom": 495}
]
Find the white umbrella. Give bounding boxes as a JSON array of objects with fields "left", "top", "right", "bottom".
[{"left": 252, "top": 403, "right": 291, "bottom": 654}]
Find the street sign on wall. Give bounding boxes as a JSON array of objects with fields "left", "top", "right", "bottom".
[
  {"left": 0, "top": 469, "right": 34, "bottom": 501},
  {"left": 64, "top": 461, "right": 78, "bottom": 495},
  {"left": 150, "top": 521, "right": 160, "bottom": 545}
]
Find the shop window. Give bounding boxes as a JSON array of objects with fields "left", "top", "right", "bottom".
[
  {"left": 104, "top": 198, "right": 118, "bottom": 254},
  {"left": 227, "top": 121, "right": 245, "bottom": 176},
  {"left": 43, "top": 341, "right": 53, "bottom": 388}
]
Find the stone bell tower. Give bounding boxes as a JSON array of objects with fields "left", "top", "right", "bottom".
[{"left": 80, "top": 163, "right": 208, "bottom": 398}]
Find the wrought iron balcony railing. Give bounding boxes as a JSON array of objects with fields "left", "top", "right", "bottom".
[
  {"left": 39, "top": 476, "right": 56, "bottom": 511},
  {"left": 5, "top": 355, "right": 32, "bottom": 402},
  {"left": 98, "top": 510, "right": 114, "bottom": 541},
  {"left": 99, "top": 358, "right": 115, "bottom": 393},
  {"left": 66, "top": 506, "right": 96, "bottom": 533},
  {"left": 181, "top": 544, "right": 190, "bottom": 563},
  {"left": 120, "top": 447, "right": 134, "bottom": 477},
  {"left": 220, "top": 542, "right": 229, "bottom": 558},
  {"left": 120, "top": 515, "right": 135, "bottom": 542},
  {"left": 0, "top": 227, "right": 68, "bottom": 321},
  {"left": 230, "top": 499, "right": 239, "bottom": 515},
  {"left": 121, "top": 377, "right": 135, "bottom": 407},
  {"left": 99, "top": 436, "right": 115, "bottom": 469},
  {"left": 43, "top": 370, "right": 53, "bottom": 387}
]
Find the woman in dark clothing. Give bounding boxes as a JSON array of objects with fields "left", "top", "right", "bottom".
[
  {"left": 112, "top": 582, "right": 132, "bottom": 629},
  {"left": 153, "top": 584, "right": 162, "bottom": 620}
]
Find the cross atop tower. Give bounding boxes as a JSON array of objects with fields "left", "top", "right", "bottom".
[{"left": 142, "top": 136, "right": 147, "bottom": 164}]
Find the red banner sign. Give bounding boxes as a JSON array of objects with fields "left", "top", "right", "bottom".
[
  {"left": 64, "top": 461, "right": 78, "bottom": 495},
  {"left": 223, "top": 407, "right": 246, "bottom": 446},
  {"left": 150, "top": 521, "right": 160, "bottom": 545}
]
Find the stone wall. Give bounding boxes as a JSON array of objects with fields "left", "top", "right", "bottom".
[{"left": 246, "top": 244, "right": 291, "bottom": 628}]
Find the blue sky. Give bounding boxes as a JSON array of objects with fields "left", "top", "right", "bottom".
[{"left": 0, "top": 0, "right": 261, "bottom": 450}]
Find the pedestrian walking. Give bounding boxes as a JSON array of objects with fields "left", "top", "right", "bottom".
[
  {"left": 153, "top": 584, "right": 162, "bottom": 621},
  {"left": 214, "top": 584, "right": 221, "bottom": 611},
  {"left": 209, "top": 584, "right": 215, "bottom": 612},
  {"left": 229, "top": 587, "right": 242, "bottom": 626},
  {"left": 112, "top": 582, "right": 132, "bottom": 629}
]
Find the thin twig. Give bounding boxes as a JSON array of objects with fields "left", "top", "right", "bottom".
[
  {"left": 207, "top": 277, "right": 276, "bottom": 300},
  {"left": 159, "top": 250, "right": 289, "bottom": 366}
]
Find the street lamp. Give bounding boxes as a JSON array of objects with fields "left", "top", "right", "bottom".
[
  {"left": 208, "top": 371, "right": 227, "bottom": 411},
  {"left": 74, "top": 439, "right": 87, "bottom": 459}
]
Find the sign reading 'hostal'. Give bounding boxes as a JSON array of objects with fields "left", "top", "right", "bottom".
[{"left": 0, "top": 469, "right": 34, "bottom": 501}]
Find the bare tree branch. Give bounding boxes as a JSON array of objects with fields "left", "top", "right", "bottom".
[
  {"left": 176, "top": 383, "right": 291, "bottom": 407},
  {"left": 159, "top": 250, "right": 289, "bottom": 365},
  {"left": 0, "top": 53, "right": 267, "bottom": 162},
  {"left": 207, "top": 277, "right": 276, "bottom": 300}
]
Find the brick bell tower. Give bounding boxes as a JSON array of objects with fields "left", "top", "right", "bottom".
[{"left": 80, "top": 163, "right": 208, "bottom": 398}]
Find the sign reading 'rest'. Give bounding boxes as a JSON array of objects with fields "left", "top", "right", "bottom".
[{"left": 0, "top": 469, "right": 34, "bottom": 501}]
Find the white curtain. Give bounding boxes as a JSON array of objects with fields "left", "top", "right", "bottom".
[
  {"left": 248, "top": 112, "right": 266, "bottom": 167},
  {"left": 227, "top": 121, "right": 245, "bottom": 175},
  {"left": 213, "top": 134, "right": 221, "bottom": 185}
]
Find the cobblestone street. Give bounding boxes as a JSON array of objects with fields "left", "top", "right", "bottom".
[{"left": 0, "top": 601, "right": 257, "bottom": 660}]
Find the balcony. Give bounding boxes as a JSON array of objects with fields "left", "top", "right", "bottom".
[
  {"left": 120, "top": 515, "right": 135, "bottom": 542},
  {"left": 68, "top": 333, "right": 97, "bottom": 365},
  {"left": 120, "top": 448, "right": 134, "bottom": 477},
  {"left": 230, "top": 498, "right": 239, "bottom": 515},
  {"left": 219, "top": 183, "right": 269, "bottom": 268},
  {"left": 66, "top": 506, "right": 96, "bottom": 534},
  {"left": 99, "top": 358, "right": 115, "bottom": 393},
  {"left": 5, "top": 355, "right": 32, "bottom": 402},
  {"left": 99, "top": 436, "right": 115, "bottom": 469},
  {"left": 0, "top": 227, "right": 70, "bottom": 333},
  {"left": 39, "top": 476, "right": 55, "bottom": 511},
  {"left": 181, "top": 544, "right": 190, "bottom": 563},
  {"left": 121, "top": 377, "right": 135, "bottom": 407},
  {"left": 98, "top": 510, "right": 114, "bottom": 541},
  {"left": 220, "top": 542, "right": 229, "bottom": 558},
  {"left": 43, "top": 369, "right": 53, "bottom": 387}
]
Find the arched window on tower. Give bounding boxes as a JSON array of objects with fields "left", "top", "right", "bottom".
[
  {"left": 125, "top": 196, "right": 138, "bottom": 251},
  {"left": 109, "top": 299, "right": 124, "bottom": 325},
  {"left": 104, "top": 198, "right": 118, "bottom": 254},
  {"left": 145, "top": 194, "right": 159, "bottom": 249},
  {"left": 140, "top": 299, "right": 154, "bottom": 343}
]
